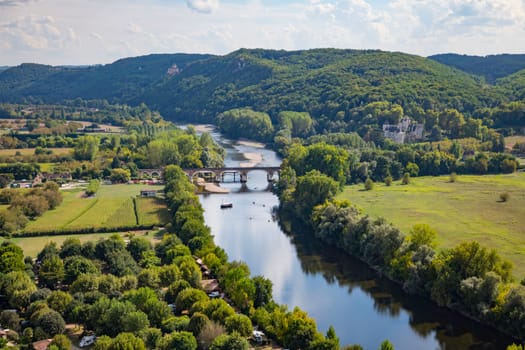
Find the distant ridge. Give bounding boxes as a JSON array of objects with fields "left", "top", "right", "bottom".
[
  {"left": 0, "top": 53, "right": 214, "bottom": 103},
  {"left": 1, "top": 48, "right": 523, "bottom": 128},
  {"left": 429, "top": 53, "right": 525, "bottom": 83}
]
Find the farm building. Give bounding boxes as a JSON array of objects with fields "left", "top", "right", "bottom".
[{"left": 140, "top": 189, "right": 157, "bottom": 197}]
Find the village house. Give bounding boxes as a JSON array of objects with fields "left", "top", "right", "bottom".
[{"left": 383, "top": 117, "right": 424, "bottom": 143}]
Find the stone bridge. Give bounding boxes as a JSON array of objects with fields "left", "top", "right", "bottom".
[
  {"left": 137, "top": 168, "right": 164, "bottom": 178},
  {"left": 183, "top": 166, "right": 280, "bottom": 183}
]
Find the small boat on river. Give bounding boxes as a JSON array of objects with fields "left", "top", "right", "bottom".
[{"left": 220, "top": 202, "right": 233, "bottom": 209}]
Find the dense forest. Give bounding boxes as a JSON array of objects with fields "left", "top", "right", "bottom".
[
  {"left": 429, "top": 53, "right": 525, "bottom": 83},
  {"left": 2, "top": 49, "right": 525, "bottom": 138},
  {"left": 0, "top": 54, "right": 211, "bottom": 103}
]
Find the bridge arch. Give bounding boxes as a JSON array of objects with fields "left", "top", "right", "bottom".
[{"left": 183, "top": 167, "right": 280, "bottom": 184}]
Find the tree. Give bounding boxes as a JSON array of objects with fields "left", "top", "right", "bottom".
[
  {"left": 292, "top": 170, "right": 340, "bottom": 222},
  {"left": 110, "top": 168, "right": 131, "bottom": 183},
  {"left": 187, "top": 312, "right": 210, "bottom": 336},
  {"left": 35, "top": 310, "right": 66, "bottom": 337},
  {"left": 225, "top": 314, "right": 252, "bottom": 337},
  {"left": 175, "top": 288, "right": 208, "bottom": 314},
  {"left": 93, "top": 335, "right": 112, "bottom": 350},
  {"left": 401, "top": 172, "right": 410, "bottom": 185},
  {"left": 1, "top": 270, "right": 37, "bottom": 309},
  {"left": 252, "top": 275, "right": 273, "bottom": 308},
  {"left": 108, "top": 333, "right": 146, "bottom": 350},
  {"left": 38, "top": 255, "right": 65, "bottom": 288},
  {"left": 47, "top": 291, "right": 73, "bottom": 315},
  {"left": 0, "top": 310, "right": 20, "bottom": 331},
  {"left": 0, "top": 241, "right": 25, "bottom": 273},
  {"left": 283, "top": 308, "right": 317, "bottom": 350},
  {"left": 379, "top": 340, "right": 395, "bottom": 350},
  {"left": 95, "top": 235, "right": 126, "bottom": 261},
  {"left": 364, "top": 178, "right": 374, "bottom": 191},
  {"left": 37, "top": 242, "right": 59, "bottom": 262},
  {"left": 165, "top": 280, "right": 191, "bottom": 304},
  {"left": 59, "top": 237, "right": 82, "bottom": 258},
  {"left": 158, "top": 331, "right": 197, "bottom": 350},
  {"left": 301, "top": 143, "right": 349, "bottom": 185},
  {"left": 203, "top": 299, "right": 235, "bottom": 323},
  {"left": 64, "top": 255, "right": 100, "bottom": 284},
  {"left": 217, "top": 108, "right": 274, "bottom": 142},
  {"left": 74, "top": 135, "right": 99, "bottom": 161},
  {"left": 127, "top": 236, "right": 153, "bottom": 262},
  {"left": 209, "top": 332, "right": 249, "bottom": 350},
  {"left": 70, "top": 273, "right": 99, "bottom": 294},
  {"left": 50, "top": 334, "right": 71, "bottom": 350},
  {"left": 408, "top": 224, "right": 437, "bottom": 250}
]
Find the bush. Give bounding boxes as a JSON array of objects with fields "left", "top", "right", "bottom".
[
  {"left": 364, "top": 178, "right": 374, "bottom": 191},
  {"left": 85, "top": 179, "right": 100, "bottom": 196},
  {"left": 499, "top": 192, "right": 510, "bottom": 202},
  {"left": 401, "top": 172, "right": 410, "bottom": 185},
  {"left": 384, "top": 176, "right": 393, "bottom": 186},
  {"left": 449, "top": 172, "right": 457, "bottom": 183}
]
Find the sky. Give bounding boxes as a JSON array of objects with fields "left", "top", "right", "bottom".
[{"left": 1, "top": 0, "right": 525, "bottom": 66}]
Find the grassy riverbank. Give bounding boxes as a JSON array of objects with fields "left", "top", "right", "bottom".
[{"left": 338, "top": 173, "right": 525, "bottom": 279}]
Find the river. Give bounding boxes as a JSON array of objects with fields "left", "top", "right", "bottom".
[{"left": 197, "top": 129, "right": 514, "bottom": 349}]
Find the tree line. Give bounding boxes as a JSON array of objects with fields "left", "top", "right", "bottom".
[
  {"left": 275, "top": 153, "right": 525, "bottom": 345},
  {"left": 0, "top": 165, "right": 368, "bottom": 350}
]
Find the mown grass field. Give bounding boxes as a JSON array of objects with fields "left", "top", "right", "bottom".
[
  {"left": 23, "top": 184, "right": 167, "bottom": 233},
  {"left": 0, "top": 230, "right": 162, "bottom": 257},
  {"left": 135, "top": 197, "right": 170, "bottom": 226},
  {"left": 0, "top": 147, "right": 73, "bottom": 156},
  {"left": 337, "top": 173, "right": 525, "bottom": 279}
]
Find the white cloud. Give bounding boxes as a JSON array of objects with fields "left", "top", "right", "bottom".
[
  {"left": 0, "top": 15, "right": 75, "bottom": 51},
  {"left": 1, "top": 0, "right": 525, "bottom": 65},
  {"left": 186, "top": 0, "right": 219, "bottom": 14},
  {"left": 0, "top": 0, "right": 36, "bottom": 6}
]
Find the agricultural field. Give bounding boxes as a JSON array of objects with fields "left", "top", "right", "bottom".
[
  {"left": 0, "top": 147, "right": 73, "bottom": 156},
  {"left": 505, "top": 135, "right": 525, "bottom": 149},
  {"left": 0, "top": 230, "right": 162, "bottom": 257},
  {"left": 338, "top": 173, "right": 525, "bottom": 279},
  {"left": 135, "top": 196, "right": 170, "bottom": 226},
  {"left": 23, "top": 184, "right": 167, "bottom": 234}
]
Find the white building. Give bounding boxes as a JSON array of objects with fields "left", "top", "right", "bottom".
[{"left": 383, "top": 117, "right": 424, "bottom": 143}]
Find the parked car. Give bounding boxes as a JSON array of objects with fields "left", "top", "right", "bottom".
[
  {"left": 252, "top": 330, "right": 265, "bottom": 343},
  {"left": 79, "top": 335, "right": 96, "bottom": 347},
  {"left": 208, "top": 291, "right": 220, "bottom": 298}
]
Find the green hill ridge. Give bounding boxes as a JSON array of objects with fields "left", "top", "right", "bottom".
[{"left": 1, "top": 48, "right": 523, "bottom": 128}]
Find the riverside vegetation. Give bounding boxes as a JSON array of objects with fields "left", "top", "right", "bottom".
[
  {"left": 0, "top": 165, "right": 348, "bottom": 350},
  {"left": 275, "top": 143, "right": 525, "bottom": 345},
  {"left": 0, "top": 48, "right": 525, "bottom": 348}
]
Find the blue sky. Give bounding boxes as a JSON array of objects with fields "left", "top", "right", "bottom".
[{"left": 1, "top": 0, "right": 524, "bottom": 65}]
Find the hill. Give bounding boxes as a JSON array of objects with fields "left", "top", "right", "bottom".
[
  {"left": 496, "top": 68, "right": 525, "bottom": 101},
  {"left": 0, "top": 53, "right": 213, "bottom": 103},
  {"left": 139, "top": 49, "right": 505, "bottom": 126},
  {"left": 0, "top": 66, "right": 9, "bottom": 73},
  {"left": 429, "top": 53, "right": 525, "bottom": 83},
  {"left": 0, "top": 49, "right": 517, "bottom": 131}
]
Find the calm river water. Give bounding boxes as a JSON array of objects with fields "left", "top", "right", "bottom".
[{"left": 197, "top": 131, "right": 514, "bottom": 349}]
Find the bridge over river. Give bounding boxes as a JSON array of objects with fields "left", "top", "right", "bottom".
[{"left": 183, "top": 166, "right": 280, "bottom": 183}]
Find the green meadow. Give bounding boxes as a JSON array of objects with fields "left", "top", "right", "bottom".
[
  {"left": 0, "top": 147, "right": 73, "bottom": 156},
  {"left": 0, "top": 230, "right": 161, "bottom": 258},
  {"left": 338, "top": 173, "right": 525, "bottom": 279},
  {"left": 23, "top": 184, "right": 167, "bottom": 233}
]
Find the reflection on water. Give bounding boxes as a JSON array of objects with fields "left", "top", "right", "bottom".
[{"left": 198, "top": 135, "right": 514, "bottom": 350}]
